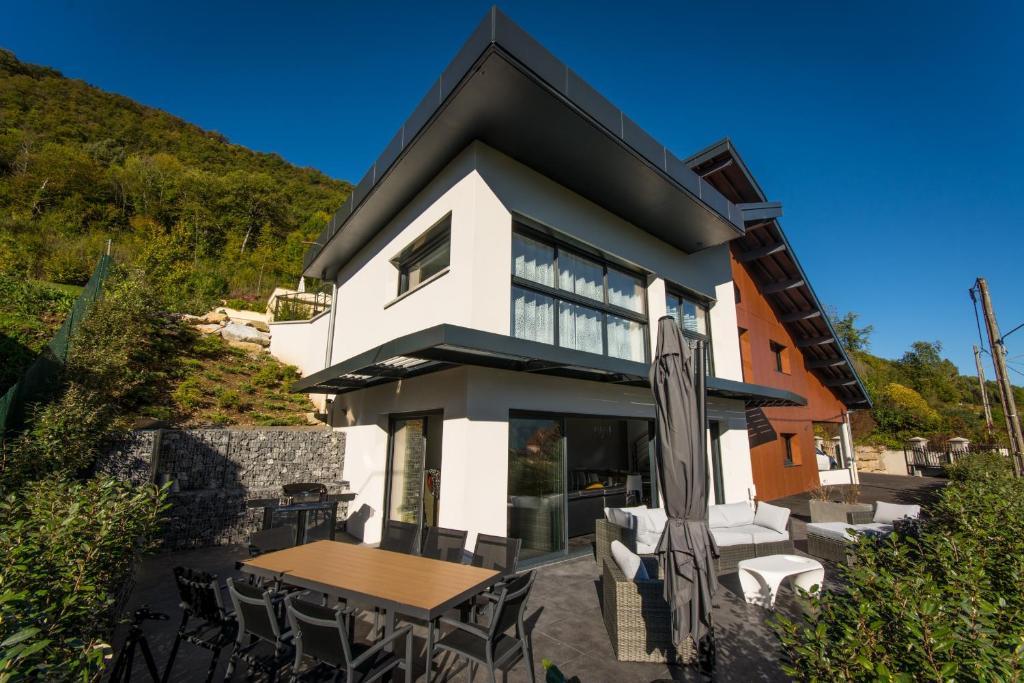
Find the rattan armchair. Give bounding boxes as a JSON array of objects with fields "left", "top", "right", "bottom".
[{"left": 601, "top": 558, "right": 696, "bottom": 664}]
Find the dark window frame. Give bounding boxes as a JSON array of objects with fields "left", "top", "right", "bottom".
[
  {"left": 510, "top": 224, "right": 650, "bottom": 363},
  {"left": 770, "top": 340, "right": 787, "bottom": 374},
  {"left": 782, "top": 432, "right": 798, "bottom": 467},
  {"left": 665, "top": 287, "right": 715, "bottom": 376},
  {"left": 393, "top": 215, "right": 452, "bottom": 297}
]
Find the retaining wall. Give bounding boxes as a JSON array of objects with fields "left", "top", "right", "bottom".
[{"left": 98, "top": 426, "right": 346, "bottom": 549}]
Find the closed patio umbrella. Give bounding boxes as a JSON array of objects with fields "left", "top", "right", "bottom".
[{"left": 650, "top": 315, "right": 718, "bottom": 646}]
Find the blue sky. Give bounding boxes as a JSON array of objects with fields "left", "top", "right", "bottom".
[{"left": 3, "top": 1, "right": 1022, "bottom": 376}]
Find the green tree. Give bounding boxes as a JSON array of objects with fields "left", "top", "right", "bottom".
[{"left": 827, "top": 307, "right": 873, "bottom": 353}]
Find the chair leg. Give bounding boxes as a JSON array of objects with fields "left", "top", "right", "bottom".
[
  {"left": 161, "top": 629, "right": 185, "bottom": 683},
  {"left": 522, "top": 641, "right": 535, "bottom": 683},
  {"left": 203, "top": 646, "right": 222, "bottom": 683},
  {"left": 223, "top": 644, "right": 238, "bottom": 682}
]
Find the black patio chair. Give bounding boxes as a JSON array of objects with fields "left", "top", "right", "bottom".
[
  {"left": 422, "top": 526, "right": 468, "bottom": 563},
  {"left": 379, "top": 520, "right": 421, "bottom": 555},
  {"left": 429, "top": 570, "right": 537, "bottom": 683},
  {"left": 224, "top": 578, "right": 294, "bottom": 682},
  {"left": 249, "top": 526, "right": 297, "bottom": 557},
  {"left": 471, "top": 534, "right": 522, "bottom": 577},
  {"left": 285, "top": 595, "right": 413, "bottom": 683},
  {"left": 162, "top": 567, "right": 237, "bottom": 683}
]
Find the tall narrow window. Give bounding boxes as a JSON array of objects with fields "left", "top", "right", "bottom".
[
  {"left": 395, "top": 217, "right": 451, "bottom": 296},
  {"left": 771, "top": 341, "right": 788, "bottom": 373},
  {"left": 738, "top": 327, "right": 752, "bottom": 382},
  {"left": 510, "top": 225, "right": 649, "bottom": 362},
  {"left": 666, "top": 290, "right": 714, "bottom": 376},
  {"left": 782, "top": 433, "right": 798, "bottom": 467}
]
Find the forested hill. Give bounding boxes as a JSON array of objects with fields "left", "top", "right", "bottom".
[{"left": 0, "top": 48, "right": 351, "bottom": 311}]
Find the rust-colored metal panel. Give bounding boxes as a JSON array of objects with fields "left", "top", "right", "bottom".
[{"left": 732, "top": 247, "right": 847, "bottom": 501}]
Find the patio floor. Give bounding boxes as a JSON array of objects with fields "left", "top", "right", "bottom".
[{"left": 114, "top": 472, "right": 943, "bottom": 682}]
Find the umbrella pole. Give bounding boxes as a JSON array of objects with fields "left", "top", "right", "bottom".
[{"left": 695, "top": 340, "right": 717, "bottom": 675}]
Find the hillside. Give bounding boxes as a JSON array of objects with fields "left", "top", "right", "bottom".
[
  {"left": 0, "top": 48, "right": 351, "bottom": 312},
  {"left": 832, "top": 311, "right": 1024, "bottom": 448}
]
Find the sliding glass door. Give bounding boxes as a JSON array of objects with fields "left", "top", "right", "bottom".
[
  {"left": 508, "top": 416, "right": 566, "bottom": 562},
  {"left": 385, "top": 413, "right": 443, "bottom": 540}
]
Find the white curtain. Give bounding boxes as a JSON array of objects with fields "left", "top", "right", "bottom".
[
  {"left": 607, "top": 314, "right": 645, "bottom": 362},
  {"left": 558, "top": 302, "right": 603, "bottom": 354},
  {"left": 512, "top": 286, "right": 554, "bottom": 344},
  {"left": 558, "top": 252, "right": 603, "bottom": 303},
  {"left": 512, "top": 233, "right": 555, "bottom": 287}
]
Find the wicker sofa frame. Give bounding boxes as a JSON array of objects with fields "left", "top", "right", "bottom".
[
  {"left": 602, "top": 558, "right": 696, "bottom": 664},
  {"left": 805, "top": 508, "right": 875, "bottom": 564},
  {"left": 595, "top": 517, "right": 795, "bottom": 575}
]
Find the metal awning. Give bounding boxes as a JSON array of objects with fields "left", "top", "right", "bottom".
[
  {"left": 293, "top": 324, "right": 806, "bottom": 408},
  {"left": 303, "top": 7, "right": 744, "bottom": 279}
]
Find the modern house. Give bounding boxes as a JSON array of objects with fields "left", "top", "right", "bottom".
[{"left": 274, "top": 7, "right": 868, "bottom": 565}]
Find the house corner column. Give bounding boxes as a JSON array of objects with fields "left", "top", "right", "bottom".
[{"left": 840, "top": 412, "right": 858, "bottom": 485}]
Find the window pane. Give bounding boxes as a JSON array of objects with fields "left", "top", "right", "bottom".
[
  {"left": 681, "top": 299, "right": 700, "bottom": 334},
  {"left": 558, "top": 251, "right": 603, "bottom": 303},
  {"left": 666, "top": 294, "right": 680, "bottom": 324},
  {"left": 512, "top": 233, "right": 555, "bottom": 287},
  {"left": 512, "top": 286, "right": 554, "bottom": 344},
  {"left": 607, "top": 315, "right": 645, "bottom": 362},
  {"left": 607, "top": 268, "right": 644, "bottom": 313},
  {"left": 402, "top": 239, "right": 449, "bottom": 293},
  {"left": 508, "top": 417, "right": 565, "bottom": 560},
  {"left": 558, "top": 301, "right": 603, "bottom": 354}
]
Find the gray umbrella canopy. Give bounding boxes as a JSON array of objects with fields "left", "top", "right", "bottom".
[{"left": 650, "top": 316, "right": 719, "bottom": 645}]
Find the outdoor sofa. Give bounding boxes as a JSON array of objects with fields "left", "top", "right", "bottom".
[
  {"left": 805, "top": 501, "right": 921, "bottom": 563},
  {"left": 596, "top": 501, "right": 795, "bottom": 574}
]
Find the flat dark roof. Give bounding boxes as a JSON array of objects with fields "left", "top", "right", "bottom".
[
  {"left": 303, "top": 7, "right": 744, "bottom": 279},
  {"left": 292, "top": 324, "right": 807, "bottom": 409}
]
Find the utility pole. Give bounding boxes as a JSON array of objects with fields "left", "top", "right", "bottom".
[
  {"left": 973, "top": 344, "right": 995, "bottom": 438},
  {"left": 976, "top": 277, "right": 1024, "bottom": 474}
]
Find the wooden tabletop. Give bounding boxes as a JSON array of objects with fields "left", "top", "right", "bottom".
[{"left": 241, "top": 540, "right": 500, "bottom": 616}]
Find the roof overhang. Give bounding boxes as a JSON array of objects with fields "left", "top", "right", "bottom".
[
  {"left": 303, "top": 7, "right": 745, "bottom": 279},
  {"left": 688, "top": 139, "right": 872, "bottom": 409},
  {"left": 293, "top": 324, "right": 807, "bottom": 409}
]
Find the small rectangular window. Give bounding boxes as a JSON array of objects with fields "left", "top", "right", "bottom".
[
  {"left": 783, "top": 433, "right": 798, "bottom": 467},
  {"left": 666, "top": 291, "right": 713, "bottom": 376},
  {"left": 396, "top": 219, "right": 451, "bottom": 296},
  {"left": 771, "top": 341, "right": 788, "bottom": 373}
]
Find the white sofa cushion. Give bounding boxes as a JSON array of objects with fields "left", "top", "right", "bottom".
[
  {"left": 610, "top": 540, "right": 649, "bottom": 580},
  {"left": 710, "top": 527, "right": 754, "bottom": 547},
  {"left": 604, "top": 505, "right": 647, "bottom": 529},
  {"left": 873, "top": 501, "right": 920, "bottom": 525},
  {"left": 634, "top": 508, "right": 667, "bottom": 554},
  {"left": 748, "top": 526, "right": 790, "bottom": 544},
  {"left": 754, "top": 501, "right": 791, "bottom": 534},
  {"left": 806, "top": 521, "right": 893, "bottom": 542},
  {"left": 708, "top": 502, "right": 755, "bottom": 529}
]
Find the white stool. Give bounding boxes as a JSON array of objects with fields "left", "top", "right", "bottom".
[{"left": 737, "top": 554, "right": 824, "bottom": 608}]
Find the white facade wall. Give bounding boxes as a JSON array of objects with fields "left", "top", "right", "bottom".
[
  {"left": 319, "top": 141, "right": 754, "bottom": 546},
  {"left": 268, "top": 310, "right": 331, "bottom": 376}
]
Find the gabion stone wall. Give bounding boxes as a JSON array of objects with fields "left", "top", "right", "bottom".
[{"left": 98, "top": 427, "right": 346, "bottom": 550}]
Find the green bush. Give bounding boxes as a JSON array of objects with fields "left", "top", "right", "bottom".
[
  {"left": 774, "top": 453, "right": 1024, "bottom": 681},
  {"left": 0, "top": 476, "right": 166, "bottom": 680}
]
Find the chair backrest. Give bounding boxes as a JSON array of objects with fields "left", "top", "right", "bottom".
[
  {"left": 487, "top": 571, "right": 536, "bottom": 640},
  {"left": 249, "top": 526, "right": 296, "bottom": 556},
  {"left": 422, "top": 526, "right": 468, "bottom": 563},
  {"left": 226, "top": 578, "right": 282, "bottom": 645},
  {"left": 173, "top": 566, "right": 227, "bottom": 623},
  {"left": 471, "top": 534, "right": 522, "bottom": 576},
  {"left": 285, "top": 596, "right": 352, "bottom": 670},
  {"left": 380, "top": 520, "right": 421, "bottom": 554}
]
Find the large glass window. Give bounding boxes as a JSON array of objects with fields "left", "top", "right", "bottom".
[
  {"left": 666, "top": 290, "right": 714, "bottom": 375},
  {"left": 508, "top": 417, "right": 566, "bottom": 562},
  {"left": 511, "top": 226, "right": 649, "bottom": 362}
]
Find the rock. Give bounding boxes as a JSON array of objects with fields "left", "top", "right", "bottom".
[
  {"left": 227, "top": 340, "right": 266, "bottom": 354},
  {"left": 173, "top": 313, "right": 203, "bottom": 323},
  {"left": 194, "top": 323, "right": 222, "bottom": 335},
  {"left": 200, "top": 311, "right": 228, "bottom": 324},
  {"left": 221, "top": 322, "right": 271, "bottom": 347}
]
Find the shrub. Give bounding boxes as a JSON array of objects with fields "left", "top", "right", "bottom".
[
  {"left": 0, "top": 476, "right": 167, "bottom": 680},
  {"left": 873, "top": 382, "right": 941, "bottom": 438},
  {"left": 774, "top": 453, "right": 1024, "bottom": 681}
]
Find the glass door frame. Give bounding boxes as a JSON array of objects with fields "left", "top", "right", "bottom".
[
  {"left": 509, "top": 409, "right": 658, "bottom": 568},
  {"left": 382, "top": 409, "right": 444, "bottom": 545}
]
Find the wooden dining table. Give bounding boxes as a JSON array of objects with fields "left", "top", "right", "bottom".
[{"left": 240, "top": 540, "right": 500, "bottom": 682}]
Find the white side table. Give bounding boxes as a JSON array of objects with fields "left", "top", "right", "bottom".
[{"left": 737, "top": 554, "right": 824, "bottom": 608}]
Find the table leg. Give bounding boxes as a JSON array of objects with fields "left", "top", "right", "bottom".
[
  {"left": 296, "top": 510, "right": 308, "bottom": 545},
  {"left": 793, "top": 568, "right": 825, "bottom": 598},
  {"left": 738, "top": 568, "right": 773, "bottom": 608},
  {"left": 425, "top": 617, "right": 434, "bottom": 683}
]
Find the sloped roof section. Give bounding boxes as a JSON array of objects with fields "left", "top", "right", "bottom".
[
  {"left": 302, "top": 7, "right": 744, "bottom": 279},
  {"left": 686, "top": 139, "right": 871, "bottom": 409}
]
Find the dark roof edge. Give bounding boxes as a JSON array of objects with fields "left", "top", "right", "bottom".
[
  {"left": 303, "top": 6, "right": 742, "bottom": 276},
  {"left": 687, "top": 139, "right": 872, "bottom": 409}
]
